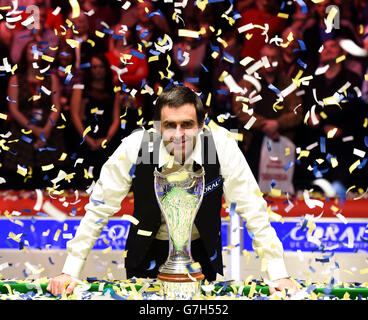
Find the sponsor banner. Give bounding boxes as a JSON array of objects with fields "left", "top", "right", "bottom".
[
  {"left": 0, "top": 218, "right": 229, "bottom": 251},
  {"left": 244, "top": 220, "right": 368, "bottom": 253},
  {"left": 1, "top": 218, "right": 367, "bottom": 253}
]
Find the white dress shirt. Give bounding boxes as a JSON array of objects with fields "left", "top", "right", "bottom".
[{"left": 62, "top": 124, "right": 289, "bottom": 281}]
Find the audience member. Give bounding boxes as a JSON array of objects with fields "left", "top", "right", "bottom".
[
  {"left": 232, "top": 43, "right": 303, "bottom": 181},
  {"left": 69, "top": 53, "right": 121, "bottom": 190},
  {"left": 80, "top": 0, "right": 121, "bottom": 35},
  {"left": 170, "top": 19, "right": 214, "bottom": 94},
  {"left": 1, "top": 40, "right": 67, "bottom": 190},
  {"left": 10, "top": 4, "right": 59, "bottom": 64},
  {"left": 237, "top": 0, "right": 288, "bottom": 60},
  {"left": 105, "top": 25, "right": 149, "bottom": 136},
  {"left": 50, "top": 41, "right": 84, "bottom": 160},
  {"left": 293, "top": 38, "right": 366, "bottom": 190},
  {"left": 66, "top": 12, "right": 106, "bottom": 70},
  {"left": 301, "top": 0, "right": 359, "bottom": 72},
  {"left": 210, "top": 30, "right": 244, "bottom": 130}
]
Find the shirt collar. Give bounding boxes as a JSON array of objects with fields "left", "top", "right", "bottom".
[{"left": 158, "top": 129, "right": 203, "bottom": 168}]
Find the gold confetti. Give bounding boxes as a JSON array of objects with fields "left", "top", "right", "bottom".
[
  {"left": 277, "top": 12, "right": 289, "bottom": 19},
  {"left": 137, "top": 229, "right": 152, "bottom": 237},
  {"left": 336, "top": 55, "right": 346, "bottom": 64},
  {"left": 178, "top": 29, "right": 200, "bottom": 38},
  {"left": 297, "top": 150, "right": 310, "bottom": 160},
  {"left": 42, "top": 164, "right": 55, "bottom": 171},
  {"left": 41, "top": 54, "right": 55, "bottom": 63},
  {"left": 349, "top": 160, "right": 360, "bottom": 173},
  {"left": 58, "top": 153, "right": 67, "bottom": 161},
  {"left": 69, "top": 0, "right": 80, "bottom": 18},
  {"left": 53, "top": 229, "right": 61, "bottom": 241}
]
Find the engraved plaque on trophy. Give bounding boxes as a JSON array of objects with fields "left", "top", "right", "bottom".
[{"left": 154, "top": 165, "right": 205, "bottom": 299}]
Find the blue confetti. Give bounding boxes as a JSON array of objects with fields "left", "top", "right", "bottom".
[
  {"left": 364, "top": 136, "right": 368, "bottom": 148},
  {"left": 147, "top": 9, "right": 162, "bottom": 18},
  {"left": 129, "top": 49, "right": 145, "bottom": 59},
  {"left": 268, "top": 83, "right": 281, "bottom": 95},
  {"left": 320, "top": 137, "right": 326, "bottom": 153},
  {"left": 38, "top": 147, "right": 57, "bottom": 152},
  {"left": 248, "top": 230, "right": 255, "bottom": 239},
  {"left": 79, "top": 62, "right": 91, "bottom": 69},
  {"left": 297, "top": 58, "right": 307, "bottom": 69},
  {"left": 210, "top": 251, "right": 217, "bottom": 261},
  {"left": 315, "top": 257, "right": 330, "bottom": 263},
  {"left": 200, "top": 63, "right": 209, "bottom": 72},
  {"left": 64, "top": 72, "right": 73, "bottom": 85},
  {"left": 222, "top": 51, "right": 235, "bottom": 63},
  {"left": 20, "top": 135, "right": 33, "bottom": 143},
  {"left": 148, "top": 49, "right": 161, "bottom": 56},
  {"left": 129, "top": 164, "right": 136, "bottom": 177},
  {"left": 177, "top": 48, "right": 184, "bottom": 63},
  {"left": 36, "top": 212, "right": 48, "bottom": 217},
  {"left": 266, "top": 139, "right": 271, "bottom": 151},
  {"left": 112, "top": 33, "right": 124, "bottom": 40},
  {"left": 295, "top": 0, "right": 308, "bottom": 14},
  {"left": 229, "top": 202, "right": 236, "bottom": 216},
  {"left": 186, "top": 77, "right": 199, "bottom": 83},
  {"left": 91, "top": 198, "right": 105, "bottom": 205},
  {"left": 209, "top": 42, "right": 220, "bottom": 53},
  {"left": 103, "top": 28, "right": 113, "bottom": 35},
  {"left": 284, "top": 161, "right": 294, "bottom": 171}
]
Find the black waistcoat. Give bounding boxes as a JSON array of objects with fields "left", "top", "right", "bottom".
[{"left": 125, "top": 129, "right": 224, "bottom": 275}]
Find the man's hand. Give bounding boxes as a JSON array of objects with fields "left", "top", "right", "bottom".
[
  {"left": 268, "top": 277, "right": 300, "bottom": 296},
  {"left": 46, "top": 273, "right": 78, "bottom": 296}
]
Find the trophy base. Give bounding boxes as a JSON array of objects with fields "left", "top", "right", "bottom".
[
  {"left": 158, "top": 272, "right": 204, "bottom": 300},
  {"left": 158, "top": 272, "right": 204, "bottom": 282}
]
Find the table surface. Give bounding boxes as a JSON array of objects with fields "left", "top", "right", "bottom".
[{"left": 1, "top": 278, "right": 367, "bottom": 300}]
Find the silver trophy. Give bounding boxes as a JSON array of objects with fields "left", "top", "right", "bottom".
[{"left": 154, "top": 165, "right": 205, "bottom": 299}]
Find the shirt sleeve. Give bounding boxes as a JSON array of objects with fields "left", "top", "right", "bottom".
[
  {"left": 62, "top": 130, "right": 144, "bottom": 279},
  {"left": 211, "top": 126, "right": 289, "bottom": 281}
]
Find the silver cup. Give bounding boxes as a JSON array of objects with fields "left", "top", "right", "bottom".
[{"left": 154, "top": 165, "right": 205, "bottom": 299}]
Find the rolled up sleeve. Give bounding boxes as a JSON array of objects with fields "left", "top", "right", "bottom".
[
  {"left": 62, "top": 130, "right": 144, "bottom": 279},
  {"left": 212, "top": 126, "right": 289, "bottom": 281}
]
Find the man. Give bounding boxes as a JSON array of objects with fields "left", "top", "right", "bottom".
[
  {"left": 47, "top": 85, "right": 298, "bottom": 296},
  {"left": 294, "top": 38, "right": 366, "bottom": 190},
  {"left": 10, "top": 4, "right": 59, "bottom": 64},
  {"left": 232, "top": 43, "right": 302, "bottom": 181}
]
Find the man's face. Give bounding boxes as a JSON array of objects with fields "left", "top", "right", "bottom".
[
  {"left": 159, "top": 103, "right": 202, "bottom": 163},
  {"left": 320, "top": 39, "right": 343, "bottom": 65},
  {"left": 259, "top": 46, "right": 281, "bottom": 75}
]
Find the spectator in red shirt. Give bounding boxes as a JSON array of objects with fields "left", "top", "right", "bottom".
[{"left": 237, "top": 0, "right": 287, "bottom": 60}]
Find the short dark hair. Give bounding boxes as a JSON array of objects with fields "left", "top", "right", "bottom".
[{"left": 153, "top": 85, "right": 206, "bottom": 125}]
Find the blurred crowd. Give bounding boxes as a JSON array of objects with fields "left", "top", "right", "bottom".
[{"left": 0, "top": 0, "right": 367, "bottom": 194}]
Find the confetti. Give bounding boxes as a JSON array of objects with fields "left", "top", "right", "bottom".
[
  {"left": 69, "top": 0, "right": 81, "bottom": 18},
  {"left": 121, "top": 214, "right": 139, "bottom": 225},
  {"left": 42, "top": 201, "right": 67, "bottom": 222},
  {"left": 178, "top": 29, "right": 200, "bottom": 38},
  {"left": 147, "top": 260, "right": 156, "bottom": 270},
  {"left": 137, "top": 229, "right": 152, "bottom": 237}
]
